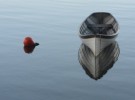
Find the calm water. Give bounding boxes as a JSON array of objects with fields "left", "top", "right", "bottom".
[{"left": 0, "top": 0, "right": 135, "bottom": 100}]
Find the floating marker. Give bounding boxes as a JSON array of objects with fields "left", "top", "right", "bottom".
[{"left": 23, "top": 37, "right": 39, "bottom": 47}]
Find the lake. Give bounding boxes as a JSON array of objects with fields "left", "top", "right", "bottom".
[{"left": 0, "top": 0, "right": 135, "bottom": 100}]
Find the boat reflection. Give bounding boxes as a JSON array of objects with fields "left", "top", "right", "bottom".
[{"left": 78, "top": 41, "right": 120, "bottom": 80}]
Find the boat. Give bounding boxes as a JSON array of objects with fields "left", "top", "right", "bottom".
[
  {"left": 78, "top": 41, "right": 120, "bottom": 80},
  {"left": 79, "top": 12, "right": 119, "bottom": 56}
]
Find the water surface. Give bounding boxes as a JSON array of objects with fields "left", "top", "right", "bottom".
[{"left": 0, "top": 0, "right": 135, "bottom": 100}]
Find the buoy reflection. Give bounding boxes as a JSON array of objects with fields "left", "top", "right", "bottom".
[{"left": 23, "top": 46, "right": 36, "bottom": 54}]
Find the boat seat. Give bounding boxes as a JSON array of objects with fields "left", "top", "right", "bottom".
[
  {"left": 87, "top": 24, "right": 114, "bottom": 34},
  {"left": 88, "top": 24, "right": 112, "bottom": 28}
]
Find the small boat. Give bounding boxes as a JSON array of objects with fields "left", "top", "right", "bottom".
[
  {"left": 79, "top": 12, "right": 119, "bottom": 56},
  {"left": 78, "top": 41, "right": 120, "bottom": 80}
]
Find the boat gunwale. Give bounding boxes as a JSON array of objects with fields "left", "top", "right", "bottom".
[{"left": 79, "top": 33, "right": 118, "bottom": 39}]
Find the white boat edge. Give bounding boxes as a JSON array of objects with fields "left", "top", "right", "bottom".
[{"left": 79, "top": 33, "right": 118, "bottom": 56}]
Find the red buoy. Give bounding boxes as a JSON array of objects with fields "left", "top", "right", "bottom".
[{"left": 23, "top": 37, "right": 35, "bottom": 47}]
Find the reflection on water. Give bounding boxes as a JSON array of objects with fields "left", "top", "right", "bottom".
[
  {"left": 23, "top": 43, "right": 39, "bottom": 54},
  {"left": 23, "top": 46, "right": 36, "bottom": 54},
  {"left": 78, "top": 41, "right": 120, "bottom": 80}
]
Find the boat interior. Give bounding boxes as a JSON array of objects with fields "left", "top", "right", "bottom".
[{"left": 80, "top": 12, "right": 119, "bottom": 36}]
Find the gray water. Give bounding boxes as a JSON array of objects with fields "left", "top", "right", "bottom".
[{"left": 0, "top": 0, "right": 135, "bottom": 100}]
